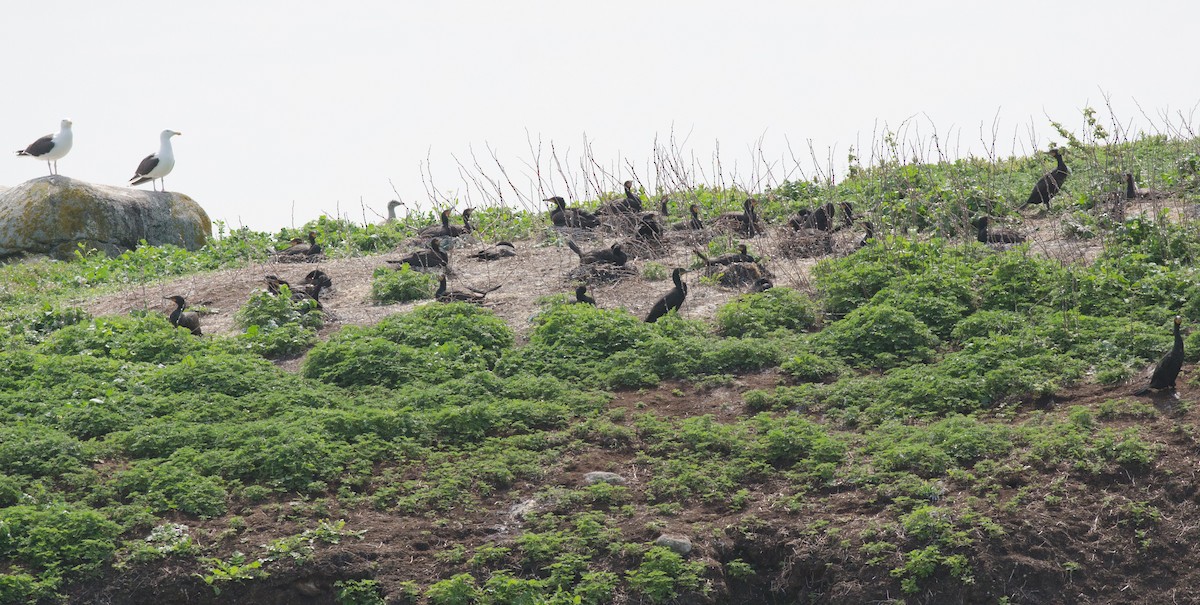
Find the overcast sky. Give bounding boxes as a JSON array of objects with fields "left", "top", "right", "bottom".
[{"left": 1, "top": 1, "right": 1196, "bottom": 231}]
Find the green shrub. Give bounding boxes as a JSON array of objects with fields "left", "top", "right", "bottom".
[
  {"left": 370, "top": 265, "right": 435, "bottom": 304},
  {"left": 39, "top": 313, "right": 202, "bottom": 364},
  {"left": 426, "top": 573, "right": 481, "bottom": 605},
  {"left": 335, "top": 578, "right": 385, "bottom": 605},
  {"left": 813, "top": 304, "right": 938, "bottom": 369},
  {"left": 781, "top": 350, "right": 844, "bottom": 383},
  {"left": 0, "top": 504, "right": 121, "bottom": 579},
  {"left": 372, "top": 303, "right": 513, "bottom": 367},
  {"left": 237, "top": 322, "right": 318, "bottom": 358},
  {"left": 235, "top": 287, "right": 323, "bottom": 331},
  {"left": 625, "top": 546, "right": 705, "bottom": 603},
  {"left": 716, "top": 287, "right": 818, "bottom": 337}
]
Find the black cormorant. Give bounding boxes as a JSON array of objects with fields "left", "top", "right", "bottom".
[
  {"left": 388, "top": 238, "right": 449, "bottom": 270},
  {"left": 575, "top": 285, "right": 596, "bottom": 305},
  {"left": 568, "top": 240, "right": 627, "bottom": 266},
  {"left": 1137, "top": 316, "right": 1184, "bottom": 395},
  {"left": 470, "top": 241, "right": 517, "bottom": 261},
  {"left": 856, "top": 221, "right": 875, "bottom": 249},
  {"left": 713, "top": 198, "right": 762, "bottom": 236},
  {"left": 750, "top": 277, "right": 774, "bottom": 293},
  {"left": 645, "top": 268, "right": 688, "bottom": 323},
  {"left": 1022, "top": 148, "right": 1069, "bottom": 209},
  {"left": 546, "top": 196, "right": 601, "bottom": 229},
  {"left": 976, "top": 216, "right": 1025, "bottom": 245},
  {"left": 672, "top": 204, "right": 704, "bottom": 231},
  {"left": 164, "top": 295, "right": 202, "bottom": 336},
  {"left": 694, "top": 243, "right": 755, "bottom": 266},
  {"left": 435, "top": 275, "right": 501, "bottom": 303}
]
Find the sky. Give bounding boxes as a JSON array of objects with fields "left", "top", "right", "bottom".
[{"left": 1, "top": 1, "right": 1197, "bottom": 232}]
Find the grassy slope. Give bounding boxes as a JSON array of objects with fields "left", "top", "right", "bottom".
[{"left": 1, "top": 129, "right": 1200, "bottom": 604}]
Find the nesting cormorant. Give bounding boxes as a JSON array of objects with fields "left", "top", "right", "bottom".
[
  {"left": 388, "top": 238, "right": 449, "bottom": 269},
  {"left": 568, "top": 240, "right": 627, "bottom": 266},
  {"left": 856, "top": 221, "right": 875, "bottom": 249},
  {"left": 672, "top": 204, "right": 704, "bottom": 231},
  {"left": 447, "top": 208, "right": 475, "bottom": 237},
  {"left": 645, "top": 268, "right": 688, "bottom": 323},
  {"left": 301, "top": 269, "right": 332, "bottom": 295},
  {"left": 750, "top": 277, "right": 774, "bottom": 293},
  {"left": 276, "top": 231, "right": 320, "bottom": 258},
  {"left": 575, "top": 285, "right": 596, "bottom": 305},
  {"left": 598, "top": 180, "right": 644, "bottom": 215},
  {"left": 546, "top": 196, "right": 601, "bottom": 229},
  {"left": 1022, "top": 148, "right": 1069, "bottom": 209},
  {"left": 419, "top": 209, "right": 454, "bottom": 238},
  {"left": 713, "top": 198, "right": 762, "bottom": 236},
  {"left": 694, "top": 243, "right": 756, "bottom": 266},
  {"left": 470, "top": 241, "right": 517, "bottom": 261},
  {"left": 976, "top": 216, "right": 1025, "bottom": 245},
  {"left": 435, "top": 275, "right": 501, "bottom": 303},
  {"left": 1137, "top": 316, "right": 1185, "bottom": 395},
  {"left": 837, "top": 201, "right": 855, "bottom": 230},
  {"left": 1123, "top": 173, "right": 1159, "bottom": 199},
  {"left": 164, "top": 295, "right": 202, "bottom": 336}
]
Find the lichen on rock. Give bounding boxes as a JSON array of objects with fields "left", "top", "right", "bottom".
[{"left": 0, "top": 176, "right": 211, "bottom": 259}]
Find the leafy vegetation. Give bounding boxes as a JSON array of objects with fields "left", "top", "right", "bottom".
[{"left": 0, "top": 122, "right": 1197, "bottom": 603}]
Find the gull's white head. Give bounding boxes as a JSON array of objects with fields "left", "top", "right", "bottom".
[
  {"left": 60, "top": 119, "right": 73, "bottom": 129},
  {"left": 160, "top": 129, "right": 182, "bottom": 140}
]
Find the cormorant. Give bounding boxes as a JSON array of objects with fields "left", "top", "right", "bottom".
[
  {"left": 470, "top": 241, "right": 517, "bottom": 261},
  {"left": 1137, "top": 316, "right": 1184, "bottom": 395},
  {"left": 446, "top": 208, "right": 475, "bottom": 237},
  {"left": 694, "top": 243, "right": 756, "bottom": 266},
  {"left": 419, "top": 209, "right": 454, "bottom": 238},
  {"left": 598, "top": 180, "right": 644, "bottom": 215},
  {"left": 388, "top": 238, "right": 449, "bottom": 269},
  {"left": 713, "top": 198, "right": 762, "bottom": 236},
  {"left": 301, "top": 269, "right": 332, "bottom": 295},
  {"left": 671, "top": 204, "right": 704, "bottom": 231},
  {"left": 635, "top": 213, "right": 663, "bottom": 241},
  {"left": 856, "top": 221, "right": 875, "bottom": 249},
  {"left": 1124, "top": 173, "right": 1158, "bottom": 199},
  {"left": 435, "top": 275, "right": 501, "bottom": 303},
  {"left": 837, "top": 201, "right": 855, "bottom": 230},
  {"left": 645, "top": 268, "right": 688, "bottom": 323},
  {"left": 976, "top": 216, "right": 1025, "bottom": 245},
  {"left": 1022, "top": 148, "right": 1069, "bottom": 209},
  {"left": 568, "top": 240, "right": 627, "bottom": 266},
  {"left": 275, "top": 231, "right": 320, "bottom": 258},
  {"left": 750, "top": 277, "right": 774, "bottom": 293},
  {"left": 546, "top": 196, "right": 601, "bottom": 229},
  {"left": 164, "top": 295, "right": 202, "bottom": 336},
  {"left": 575, "top": 285, "right": 596, "bottom": 305}
]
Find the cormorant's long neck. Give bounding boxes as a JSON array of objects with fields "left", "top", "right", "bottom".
[
  {"left": 436, "top": 278, "right": 447, "bottom": 298},
  {"left": 1174, "top": 323, "right": 1184, "bottom": 351},
  {"left": 1054, "top": 153, "right": 1067, "bottom": 173},
  {"left": 1126, "top": 176, "right": 1135, "bottom": 199},
  {"left": 976, "top": 219, "right": 988, "bottom": 243},
  {"left": 672, "top": 270, "right": 683, "bottom": 290}
]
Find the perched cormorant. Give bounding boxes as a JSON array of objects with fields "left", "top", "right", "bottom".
[
  {"left": 301, "top": 269, "right": 332, "bottom": 295},
  {"left": 16, "top": 118, "right": 73, "bottom": 175},
  {"left": 546, "top": 196, "right": 601, "bottom": 229},
  {"left": 750, "top": 277, "right": 774, "bottom": 293},
  {"left": 635, "top": 212, "right": 664, "bottom": 240},
  {"left": 435, "top": 275, "right": 501, "bottom": 303},
  {"left": 568, "top": 240, "right": 627, "bottom": 266},
  {"left": 388, "top": 238, "right": 449, "bottom": 269},
  {"left": 470, "top": 241, "right": 517, "bottom": 261},
  {"left": 976, "top": 216, "right": 1025, "bottom": 245},
  {"left": 575, "top": 285, "right": 596, "bottom": 305},
  {"left": 645, "top": 268, "right": 688, "bottom": 323},
  {"left": 164, "top": 295, "right": 202, "bottom": 335},
  {"left": 130, "top": 129, "right": 181, "bottom": 192},
  {"left": 694, "top": 243, "right": 756, "bottom": 266},
  {"left": 1137, "top": 316, "right": 1184, "bottom": 395},
  {"left": 713, "top": 198, "right": 762, "bottom": 236},
  {"left": 1022, "top": 148, "right": 1069, "bottom": 209}
]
